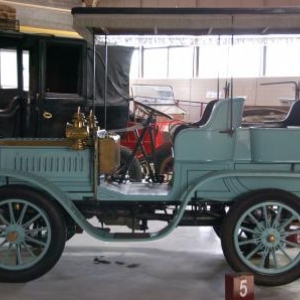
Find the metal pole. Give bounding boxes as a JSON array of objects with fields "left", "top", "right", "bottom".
[{"left": 104, "top": 33, "right": 108, "bottom": 129}]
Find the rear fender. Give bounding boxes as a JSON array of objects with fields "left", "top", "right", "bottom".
[
  {"left": 181, "top": 170, "right": 300, "bottom": 203},
  {"left": 173, "top": 170, "right": 300, "bottom": 229}
]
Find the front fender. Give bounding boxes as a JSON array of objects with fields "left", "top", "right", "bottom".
[{"left": 0, "top": 169, "right": 111, "bottom": 240}]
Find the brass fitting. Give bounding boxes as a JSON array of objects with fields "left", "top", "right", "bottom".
[
  {"left": 87, "top": 110, "right": 100, "bottom": 136},
  {"left": 66, "top": 107, "right": 89, "bottom": 150}
]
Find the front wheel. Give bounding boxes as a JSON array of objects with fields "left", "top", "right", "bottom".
[
  {"left": 221, "top": 189, "right": 300, "bottom": 286},
  {"left": 0, "top": 185, "right": 66, "bottom": 282}
]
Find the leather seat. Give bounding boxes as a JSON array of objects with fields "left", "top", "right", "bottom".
[
  {"left": 170, "top": 99, "right": 218, "bottom": 140},
  {"left": 274, "top": 100, "right": 300, "bottom": 127}
]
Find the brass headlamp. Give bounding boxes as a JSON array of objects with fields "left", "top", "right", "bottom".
[{"left": 66, "top": 107, "right": 89, "bottom": 150}]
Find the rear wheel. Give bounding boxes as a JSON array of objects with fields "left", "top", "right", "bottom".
[
  {"left": 0, "top": 185, "right": 66, "bottom": 282},
  {"left": 221, "top": 189, "right": 300, "bottom": 286}
]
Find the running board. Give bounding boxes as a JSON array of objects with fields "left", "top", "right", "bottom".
[{"left": 113, "top": 232, "right": 151, "bottom": 239}]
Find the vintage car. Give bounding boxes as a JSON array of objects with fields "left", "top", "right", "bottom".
[
  {"left": 1, "top": 94, "right": 300, "bottom": 286},
  {"left": 1, "top": 6, "right": 300, "bottom": 288}
]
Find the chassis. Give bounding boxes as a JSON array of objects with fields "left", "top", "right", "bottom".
[{"left": 1, "top": 96, "right": 300, "bottom": 287}]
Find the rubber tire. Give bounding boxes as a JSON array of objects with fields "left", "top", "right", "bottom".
[
  {"left": 211, "top": 205, "right": 226, "bottom": 238},
  {"left": 221, "top": 189, "right": 300, "bottom": 286},
  {"left": 0, "top": 185, "right": 66, "bottom": 283},
  {"left": 155, "top": 142, "right": 174, "bottom": 181},
  {"left": 120, "top": 146, "right": 142, "bottom": 182}
]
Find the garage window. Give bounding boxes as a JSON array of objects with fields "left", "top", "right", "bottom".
[
  {"left": 265, "top": 43, "right": 300, "bottom": 77},
  {"left": 143, "top": 47, "right": 168, "bottom": 78},
  {"left": 0, "top": 49, "right": 17, "bottom": 89},
  {"left": 120, "top": 34, "right": 300, "bottom": 80},
  {"left": 198, "top": 43, "right": 262, "bottom": 78},
  {"left": 0, "top": 49, "right": 29, "bottom": 91},
  {"left": 169, "top": 47, "right": 194, "bottom": 78},
  {"left": 198, "top": 45, "right": 230, "bottom": 78}
]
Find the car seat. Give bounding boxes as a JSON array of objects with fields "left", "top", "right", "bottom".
[
  {"left": 170, "top": 99, "right": 218, "bottom": 140},
  {"left": 264, "top": 99, "right": 300, "bottom": 127}
]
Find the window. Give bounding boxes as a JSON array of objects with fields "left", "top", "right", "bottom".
[
  {"left": 198, "top": 45, "right": 230, "bottom": 78},
  {"left": 143, "top": 48, "right": 168, "bottom": 78},
  {"left": 169, "top": 47, "right": 194, "bottom": 78},
  {"left": 230, "top": 45, "right": 262, "bottom": 78},
  {"left": 130, "top": 48, "right": 139, "bottom": 79},
  {"left": 128, "top": 35, "right": 300, "bottom": 80},
  {"left": 198, "top": 44, "right": 262, "bottom": 78},
  {"left": 265, "top": 43, "right": 300, "bottom": 77},
  {"left": 0, "top": 49, "right": 17, "bottom": 89},
  {"left": 140, "top": 47, "right": 194, "bottom": 79},
  {"left": 23, "top": 51, "right": 29, "bottom": 91},
  {"left": 45, "top": 43, "right": 82, "bottom": 93}
]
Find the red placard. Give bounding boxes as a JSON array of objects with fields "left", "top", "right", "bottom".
[{"left": 225, "top": 273, "right": 254, "bottom": 300}]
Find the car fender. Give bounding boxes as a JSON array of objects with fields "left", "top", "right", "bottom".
[{"left": 0, "top": 169, "right": 110, "bottom": 240}]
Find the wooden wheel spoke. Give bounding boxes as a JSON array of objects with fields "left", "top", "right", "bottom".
[
  {"left": 0, "top": 213, "right": 9, "bottom": 226},
  {"left": 279, "top": 215, "right": 297, "bottom": 231},
  {"left": 17, "top": 204, "right": 28, "bottom": 225},
  {"left": 16, "top": 244, "right": 23, "bottom": 266},
  {"left": 263, "top": 206, "right": 271, "bottom": 228},
  {"left": 278, "top": 245, "right": 293, "bottom": 263},
  {"left": 24, "top": 235, "right": 47, "bottom": 247},
  {"left": 238, "top": 238, "right": 259, "bottom": 246},
  {"left": 2, "top": 243, "right": 13, "bottom": 265},
  {"left": 0, "top": 239, "right": 8, "bottom": 248},
  {"left": 22, "top": 213, "right": 42, "bottom": 229},
  {"left": 259, "top": 248, "right": 271, "bottom": 268},
  {"left": 248, "top": 212, "right": 264, "bottom": 231},
  {"left": 240, "top": 226, "right": 255, "bottom": 234},
  {"left": 21, "top": 242, "right": 37, "bottom": 259},
  {"left": 271, "top": 248, "right": 279, "bottom": 269},
  {"left": 245, "top": 244, "right": 262, "bottom": 260},
  {"left": 271, "top": 206, "right": 283, "bottom": 229}
]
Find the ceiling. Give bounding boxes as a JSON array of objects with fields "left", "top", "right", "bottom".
[
  {"left": 2, "top": 2, "right": 300, "bottom": 39},
  {"left": 72, "top": 7, "right": 300, "bottom": 43}
]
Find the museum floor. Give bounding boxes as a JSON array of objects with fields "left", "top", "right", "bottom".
[{"left": 1, "top": 226, "right": 300, "bottom": 300}]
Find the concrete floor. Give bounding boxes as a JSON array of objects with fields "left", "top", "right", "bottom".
[{"left": 1, "top": 226, "right": 300, "bottom": 300}]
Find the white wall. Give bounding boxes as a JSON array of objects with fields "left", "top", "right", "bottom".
[{"left": 131, "top": 77, "right": 297, "bottom": 122}]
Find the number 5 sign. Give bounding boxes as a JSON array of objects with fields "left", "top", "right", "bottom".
[{"left": 225, "top": 273, "right": 254, "bottom": 300}]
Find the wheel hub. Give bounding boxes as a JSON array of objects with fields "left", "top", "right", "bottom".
[
  {"left": 261, "top": 229, "right": 282, "bottom": 248},
  {"left": 6, "top": 231, "right": 19, "bottom": 243},
  {"left": 267, "top": 234, "right": 276, "bottom": 243},
  {"left": 5, "top": 225, "right": 25, "bottom": 244},
  {"left": 253, "top": 224, "right": 283, "bottom": 249}
]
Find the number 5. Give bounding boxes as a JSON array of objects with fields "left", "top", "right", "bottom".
[{"left": 240, "top": 279, "right": 248, "bottom": 297}]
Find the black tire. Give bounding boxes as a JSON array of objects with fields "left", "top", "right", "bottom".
[
  {"left": 221, "top": 189, "right": 300, "bottom": 286},
  {"left": 119, "top": 146, "right": 142, "bottom": 182},
  {"left": 211, "top": 204, "right": 226, "bottom": 238},
  {"left": 156, "top": 142, "right": 174, "bottom": 182},
  {"left": 0, "top": 185, "right": 66, "bottom": 282}
]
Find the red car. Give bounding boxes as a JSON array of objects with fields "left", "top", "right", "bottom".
[{"left": 121, "top": 84, "right": 186, "bottom": 181}]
